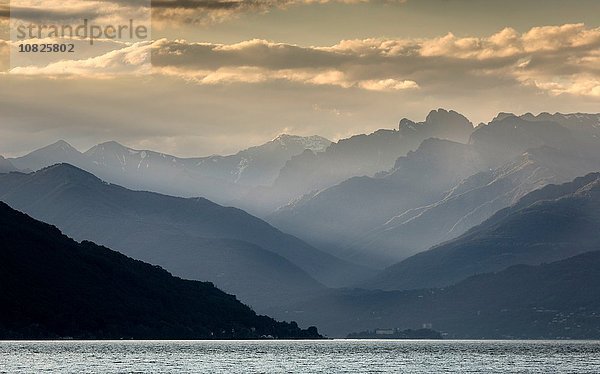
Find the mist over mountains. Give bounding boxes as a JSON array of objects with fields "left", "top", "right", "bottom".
[
  {"left": 362, "top": 172, "right": 600, "bottom": 291},
  {"left": 269, "top": 138, "right": 485, "bottom": 267},
  {"left": 2, "top": 108, "right": 600, "bottom": 338},
  {"left": 268, "top": 112, "right": 600, "bottom": 268},
  {"left": 9, "top": 135, "right": 331, "bottom": 216},
  {"left": 0, "top": 156, "right": 17, "bottom": 174},
  {"left": 270, "top": 250, "right": 600, "bottom": 338},
  {"left": 7, "top": 109, "right": 474, "bottom": 217},
  {"left": 0, "top": 164, "right": 370, "bottom": 312},
  {"left": 344, "top": 144, "right": 600, "bottom": 268},
  {"left": 257, "top": 109, "right": 474, "bottom": 212},
  {"left": 266, "top": 173, "right": 600, "bottom": 337}
]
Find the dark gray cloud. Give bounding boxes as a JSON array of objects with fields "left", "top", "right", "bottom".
[
  {"left": 152, "top": 0, "right": 246, "bottom": 10},
  {"left": 7, "top": 6, "right": 99, "bottom": 22},
  {"left": 149, "top": 0, "right": 406, "bottom": 24}
]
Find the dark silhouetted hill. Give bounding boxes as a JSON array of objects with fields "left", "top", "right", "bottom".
[{"left": 0, "top": 202, "right": 321, "bottom": 340}]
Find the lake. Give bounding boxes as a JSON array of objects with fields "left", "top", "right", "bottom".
[{"left": 1, "top": 340, "right": 599, "bottom": 373}]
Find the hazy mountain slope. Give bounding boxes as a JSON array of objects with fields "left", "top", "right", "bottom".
[
  {"left": 84, "top": 135, "right": 330, "bottom": 189},
  {"left": 82, "top": 141, "right": 246, "bottom": 207},
  {"left": 0, "top": 165, "right": 371, "bottom": 308},
  {"left": 362, "top": 172, "right": 600, "bottom": 291},
  {"left": 353, "top": 146, "right": 600, "bottom": 263},
  {"left": 273, "top": 113, "right": 600, "bottom": 268},
  {"left": 141, "top": 236, "right": 323, "bottom": 307},
  {"left": 9, "top": 135, "right": 330, "bottom": 210},
  {"left": 0, "top": 202, "right": 321, "bottom": 340},
  {"left": 269, "top": 139, "right": 485, "bottom": 268},
  {"left": 514, "top": 112, "right": 600, "bottom": 135},
  {"left": 469, "top": 115, "right": 593, "bottom": 166},
  {"left": 268, "top": 251, "right": 600, "bottom": 339},
  {"left": 216, "top": 134, "right": 331, "bottom": 186},
  {"left": 0, "top": 156, "right": 17, "bottom": 173},
  {"left": 9, "top": 140, "right": 87, "bottom": 171},
  {"left": 264, "top": 109, "right": 474, "bottom": 210}
]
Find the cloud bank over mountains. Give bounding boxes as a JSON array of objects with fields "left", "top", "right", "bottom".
[{"left": 6, "top": 24, "right": 599, "bottom": 97}]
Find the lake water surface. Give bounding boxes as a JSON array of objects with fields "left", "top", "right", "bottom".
[{"left": 1, "top": 340, "right": 599, "bottom": 373}]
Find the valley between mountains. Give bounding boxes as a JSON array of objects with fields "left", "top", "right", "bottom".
[{"left": 2, "top": 109, "right": 600, "bottom": 338}]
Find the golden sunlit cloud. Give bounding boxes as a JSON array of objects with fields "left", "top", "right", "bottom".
[{"left": 7, "top": 23, "right": 599, "bottom": 97}]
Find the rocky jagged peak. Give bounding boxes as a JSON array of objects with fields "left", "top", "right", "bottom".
[
  {"left": 490, "top": 112, "right": 518, "bottom": 123},
  {"left": 425, "top": 108, "right": 471, "bottom": 126}
]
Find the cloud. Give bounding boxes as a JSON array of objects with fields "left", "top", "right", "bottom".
[
  {"left": 358, "top": 79, "right": 419, "bottom": 91},
  {"left": 7, "top": 6, "right": 98, "bottom": 22},
  {"left": 0, "top": 39, "right": 8, "bottom": 71},
  {"left": 150, "top": 0, "right": 407, "bottom": 24},
  {"left": 5, "top": 24, "right": 600, "bottom": 97},
  {"left": 8, "top": 41, "right": 152, "bottom": 76},
  {"left": 5, "top": 0, "right": 151, "bottom": 27},
  {"left": 3, "top": 0, "right": 405, "bottom": 27},
  {"left": 150, "top": 24, "right": 600, "bottom": 96},
  {"left": 419, "top": 23, "right": 600, "bottom": 59}
]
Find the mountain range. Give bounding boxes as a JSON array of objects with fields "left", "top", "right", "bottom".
[
  {"left": 350, "top": 146, "right": 600, "bottom": 266},
  {"left": 362, "top": 172, "right": 600, "bottom": 291},
  {"left": 268, "top": 112, "right": 600, "bottom": 268},
  {"left": 0, "top": 164, "right": 371, "bottom": 311},
  {"left": 0, "top": 201, "right": 321, "bottom": 340},
  {"left": 9, "top": 135, "right": 331, "bottom": 215},
  {"left": 7, "top": 109, "right": 473, "bottom": 217},
  {"left": 2, "top": 109, "right": 600, "bottom": 338},
  {"left": 268, "top": 138, "right": 485, "bottom": 267},
  {"left": 270, "top": 250, "right": 600, "bottom": 338},
  {"left": 254, "top": 109, "right": 474, "bottom": 212}
]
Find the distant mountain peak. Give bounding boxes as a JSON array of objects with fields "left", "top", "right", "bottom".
[
  {"left": 0, "top": 155, "right": 18, "bottom": 173},
  {"left": 399, "top": 108, "right": 473, "bottom": 129},
  {"left": 425, "top": 108, "right": 471, "bottom": 126},
  {"left": 88, "top": 140, "right": 129, "bottom": 152},
  {"left": 491, "top": 112, "right": 518, "bottom": 122},
  {"left": 272, "top": 134, "right": 331, "bottom": 152},
  {"left": 398, "top": 118, "right": 417, "bottom": 130},
  {"left": 41, "top": 140, "right": 80, "bottom": 154},
  {"left": 273, "top": 134, "right": 297, "bottom": 141},
  {"left": 573, "top": 175, "right": 600, "bottom": 197},
  {"left": 37, "top": 163, "right": 102, "bottom": 182},
  {"left": 8, "top": 140, "right": 85, "bottom": 172},
  {"left": 397, "top": 109, "right": 473, "bottom": 144},
  {"left": 99, "top": 140, "right": 124, "bottom": 147}
]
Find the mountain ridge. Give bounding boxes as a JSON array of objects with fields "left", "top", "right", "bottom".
[
  {"left": 0, "top": 201, "right": 321, "bottom": 340},
  {"left": 268, "top": 250, "right": 600, "bottom": 338},
  {"left": 361, "top": 172, "right": 600, "bottom": 291},
  {"left": 0, "top": 164, "right": 372, "bottom": 310},
  {"left": 0, "top": 156, "right": 18, "bottom": 173}
]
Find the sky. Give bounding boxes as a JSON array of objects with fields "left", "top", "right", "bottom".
[{"left": 1, "top": 0, "right": 599, "bottom": 157}]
